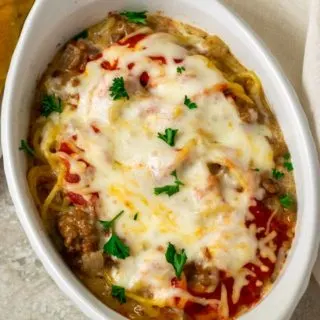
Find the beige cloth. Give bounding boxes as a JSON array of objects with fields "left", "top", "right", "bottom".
[{"left": 224, "top": 0, "right": 310, "bottom": 100}]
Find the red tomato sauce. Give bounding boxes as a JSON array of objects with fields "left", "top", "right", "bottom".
[
  {"left": 67, "top": 192, "right": 87, "bottom": 206},
  {"left": 100, "top": 59, "right": 119, "bottom": 71},
  {"left": 174, "top": 58, "right": 184, "bottom": 64},
  {"left": 127, "top": 62, "right": 135, "bottom": 70},
  {"left": 118, "top": 33, "right": 146, "bottom": 48},
  {"left": 139, "top": 71, "right": 150, "bottom": 87},
  {"left": 91, "top": 124, "right": 101, "bottom": 133},
  {"left": 61, "top": 158, "right": 81, "bottom": 184},
  {"left": 59, "top": 142, "right": 75, "bottom": 155},
  {"left": 149, "top": 56, "right": 167, "bottom": 64},
  {"left": 184, "top": 200, "right": 291, "bottom": 319}
]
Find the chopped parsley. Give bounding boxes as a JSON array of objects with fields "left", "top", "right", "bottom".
[
  {"left": 177, "top": 66, "right": 185, "bottom": 74},
  {"left": 283, "top": 153, "right": 294, "bottom": 171},
  {"left": 72, "top": 29, "right": 88, "bottom": 41},
  {"left": 165, "top": 242, "right": 188, "bottom": 279},
  {"left": 157, "top": 128, "right": 178, "bottom": 147},
  {"left": 103, "top": 234, "right": 130, "bottom": 259},
  {"left": 120, "top": 11, "right": 147, "bottom": 24},
  {"left": 154, "top": 170, "right": 184, "bottom": 197},
  {"left": 19, "top": 140, "right": 35, "bottom": 156},
  {"left": 99, "top": 210, "right": 124, "bottom": 231},
  {"left": 272, "top": 168, "right": 284, "bottom": 180},
  {"left": 284, "top": 161, "right": 294, "bottom": 172},
  {"left": 279, "top": 194, "right": 294, "bottom": 209},
  {"left": 109, "top": 77, "right": 129, "bottom": 100},
  {"left": 133, "top": 212, "right": 139, "bottom": 220},
  {"left": 284, "top": 153, "right": 290, "bottom": 160},
  {"left": 254, "top": 168, "right": 260, "bottom": 172},
  {"left": 111, "top": 285, "right": 126, "bottom": 304},
  {"left": 184, "top": 95, "right": 197, "bottom": 109},
  {"left": 41, "top": 94, "right": 63, "bottom": 117}
]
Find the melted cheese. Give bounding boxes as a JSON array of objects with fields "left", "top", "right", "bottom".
[{"left": 43, "top": 31, "right": 276, "bottom": 306}]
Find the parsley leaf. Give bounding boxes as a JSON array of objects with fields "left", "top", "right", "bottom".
[
  {"left": 165, "top": 242, "right": 187, "bottom": 279},
  {"left": 73, "top": 29, "right": 88, "bottom": 41},
  {"left": 120, "top": 11, "right": 147, "bottom": 24},
  {"left": 283, "top": 153, "right": 294, "bottom": 172},
  {"left": 111, "top": 285, "right": 126, "bottom": 304},
  {"left": 154, "top": 170, "right": 184, "bottom": 197},
  {"left": 19, "top": 140, "right": 35, "bottom": 156},
  {"left": 171, "top": 170, "right": 184, "bottom": 186},
  {"left": 279, "top": 194, "right": 294, "bottom": 209},
  {"left": 284, "top": 161, "right": 294, "bottom": 172},
  {"left": 184, "top": 95, "right": 197, "bottom": 109},
  {"left": 133, "top": 212, "right": 139, "bottom": 220},
  {"left": 272, "top": 168, "right": 284, "bottom": 180},
  {"left": 41, "top": 94, "right": 63, "bottom": 117},
  {"left": 103, "top": 234, "right": 130, "bottom": 259},
  {"left": 284, "top": 153, "right": 290, "bottom": 160},
  {"left": 99, "top": 210, "right": 124, "bottom": 231},
  {"left": 110, "top": 77, "right": 129, "bottom": 100},
  {"left": 157, "top": 128, "right": 178, "bottom": 147},
  {"left": 254, "top": 168, "right": 260, "bottom": 172},
  {"left": 177, "top": 66, "right": 185, "bottom": 74},
  {"left": 154, "top": 184, "right": 179, "bottom": 197}
]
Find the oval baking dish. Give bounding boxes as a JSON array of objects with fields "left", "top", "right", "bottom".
[{"left": 1, "top": 0, "right": 319, "bottom": 320}]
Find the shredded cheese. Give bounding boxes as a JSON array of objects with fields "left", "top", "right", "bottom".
[{"left": 43, "top": 31, "right": 277, "bottom": 306}]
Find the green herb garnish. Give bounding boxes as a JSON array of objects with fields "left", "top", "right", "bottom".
[
  {"left": 41, "top": 94, "right": 63, "bottom": 117},
  {"left": 254, "top": 168, "right": 260, "bottom": 172},
  {"left": 157, "top": 128, "right": 178, "bottom": 147},
  {"left": 283, "top": 153, "right": 294, "bottom": 172},
  {"left": 165, "top": 242, "right": 187, "bottom": 279},
  {"left": 279, "top": 194, "right": 294, "bottom": 209},
  {"left": 284, "top": 153, "right": 290, "bottom": 160},
  {"left": 111, "top": 285, "right": 126, "bottom": 304},
  {"left": 109, "top": 77, "right": 129, "bottom": 100},
  {"left": 19, "top": 140, "right": 35, "bottom": 156},
  {"left": 120, "top": 11, "right": 147, "bottom": 24},
  {"left": 154, "top": 170, "right": 184, "bottom": 197},
  {"left": 284, "top": 161, "right": 294, "bottom": 172},
  {"left": 103, "top": 234, "right": 130, "bottom": 259},
  {"left": 184, "top": 95, "right": 197, "bottom": 109},
  {"left": 272, "top": 168, "right": 284, "bottom": 180},
  {"left": 73, "top": 29, "right": 88, "bottom": 41},
  {"left": 99, "top": 210, "right": 124, "bottom": 231},
  {"left": 177, "top": 66, "right": 185, "bottom": 74},
  {"left": 133, "top": 212, "right": 139, "bottom": 220}
]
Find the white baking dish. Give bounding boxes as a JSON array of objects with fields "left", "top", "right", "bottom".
[{"left": 1, "top": 0, "right": 320, "bottom": 319}]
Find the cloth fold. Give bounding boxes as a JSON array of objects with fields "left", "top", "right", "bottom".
[{"left": 303, "top": 0, "right": 320, "bottom": 285}]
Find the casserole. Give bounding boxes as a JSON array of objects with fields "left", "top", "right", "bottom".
[
  {"left": 23, "top": 10, "right": 298, "bottom": 319},
  {"left": 1, "top": 0, "right": 319, "bottom": 319}
]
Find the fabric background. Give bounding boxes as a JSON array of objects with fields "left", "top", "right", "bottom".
[{"left": 0, "top": 0, "right": 319, "bottom": 319}]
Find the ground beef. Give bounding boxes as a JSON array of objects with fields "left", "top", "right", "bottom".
[
  {"left": 58, "top": 207, "right": 99, "bottom": 254},
  {"left": 58, "top": 42, "right": 88, "bottom": 72},
  {"left": 185, "top": 262, "right": 220, "bottom": 294},
  {"left": 262, "top": 178, "right": 280, "bottom": 194},
  {"left": 53, "top": 40, "right": 101, "bottom": 83}
]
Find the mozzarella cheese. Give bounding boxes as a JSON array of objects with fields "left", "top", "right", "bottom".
[{"left": 44, "top": 30, "right": 276, "bottom": 306}]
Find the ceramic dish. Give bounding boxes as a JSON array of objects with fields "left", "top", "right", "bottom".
[{"left": 1, "top": 0, "right": 319, "bottom": 319}]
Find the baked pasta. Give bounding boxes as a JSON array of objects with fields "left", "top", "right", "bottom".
[{"left": 21, "top": 11, "right": 297, "bottom": 320}]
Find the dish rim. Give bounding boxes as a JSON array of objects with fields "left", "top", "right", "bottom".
[{"left": 1, "top": 0, "right": 320, "bottom": 319}]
